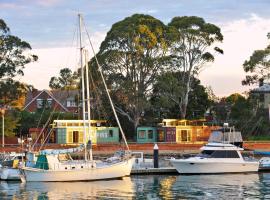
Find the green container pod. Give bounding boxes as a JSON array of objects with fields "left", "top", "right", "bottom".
[{"left": 96, "top": 127, "right": 119, "bottom": 143}]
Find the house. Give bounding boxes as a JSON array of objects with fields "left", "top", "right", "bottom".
[
  {"left": 251, "top": 83, "right": 270, "bottom": 109},
  {"left": 23, "top": 89, "right": 79, "bottom": 113}
]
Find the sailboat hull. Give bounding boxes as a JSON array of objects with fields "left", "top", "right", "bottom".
[{"left": 21, "top": 158, "right": 134, "bottom": 182}]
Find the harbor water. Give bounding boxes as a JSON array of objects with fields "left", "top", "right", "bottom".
[{"left": 1, "top": 173, "right": 270, "bottom": 199}]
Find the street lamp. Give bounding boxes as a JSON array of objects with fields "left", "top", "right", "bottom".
[{"left": 0, "top": 108, "right": 5, "bottom": 148}]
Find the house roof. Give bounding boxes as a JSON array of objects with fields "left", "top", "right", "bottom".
[{"left": 23, "top": 89, "right": 80, "bottom": 111}]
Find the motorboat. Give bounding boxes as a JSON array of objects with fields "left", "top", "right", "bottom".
[
  {"left": 0, "top": 152, "right": 24, "bottom": 180},
  {"left": 170, "top": 124, "right": 259, "bottom": 174}
]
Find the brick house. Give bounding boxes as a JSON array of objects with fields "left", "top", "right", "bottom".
[{"left": 23, "top": 89, "right": 80, "bottom": 113}]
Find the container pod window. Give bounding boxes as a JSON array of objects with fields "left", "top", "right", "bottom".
[
  {"left": 109, "top": 130, "right": 113, "bottom": 137},
  {"left": 148, "top": 130, "right": 153, "bottom": 139},
  {"left": 138, "top": 130, "right": 146, "bottom": 139}
]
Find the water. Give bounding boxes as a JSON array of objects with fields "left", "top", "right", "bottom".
[{"left": 1, "top": 173, "right": 270, "bottom": 199}]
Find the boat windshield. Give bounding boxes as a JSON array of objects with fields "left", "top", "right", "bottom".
[{"left": 197, "top": 150, "right": 214, "bottom": 158}]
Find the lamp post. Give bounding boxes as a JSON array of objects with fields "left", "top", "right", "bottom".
[{"left": 0, "top": 108, "right": 5, "bottom": 148}]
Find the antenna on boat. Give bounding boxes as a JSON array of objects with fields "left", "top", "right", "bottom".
[{"left": 78, "top": 13, "right": 88, "bottom": 161}]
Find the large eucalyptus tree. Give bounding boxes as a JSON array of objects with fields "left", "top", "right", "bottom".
[
  {"left": 168, "top": 16, "right": 223, "bottom": 118},
  {"left": 93, "top": 14, "right": 171, "bottom": 131}
]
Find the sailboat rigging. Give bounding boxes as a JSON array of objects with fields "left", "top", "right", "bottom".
[{"left": 19, "top": 14, "right": 134, "bottom": 182}]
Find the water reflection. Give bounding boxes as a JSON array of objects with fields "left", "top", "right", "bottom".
[
  {"left": 1, "top": 173, "right": 270, "bottom": 199},
  {"left": 0, "top": 177, "right": 134, "bottom": 200}
]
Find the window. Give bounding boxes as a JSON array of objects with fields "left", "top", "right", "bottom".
[
  {"left": 148, "top": 130, "right": 153, "bottom": 139},
  {"left": 57, "top": 129, "right": 66, "bottom": 143},
  {"left": 157, "top": 130, "right": 165, "bottom": 142},
  {"left": 36, "top": 99, "right": 44, "bottom": 108},
  {"left": 67, "top": 99, "right": 77, "bottom": 107},
  {"left": 109, "top": 130, "right": 113, "bottom": 137},
  {"left": 138, "top": 130, "right": 146, "bottom": 139},
  {"left": 79, "top": 131, "right": 83, "bottom": 143},
  {"left": 47, "top": 98, "right": 52, "bottom": 108},
  {"left": 211, "top": 150, "right": 240, "bottom": 158},
  {"left": 180, "top": 130, "right": 191, "bottom": 142},
  {"left": 67, "top": 131, "right": 73, "bottom": 143}
]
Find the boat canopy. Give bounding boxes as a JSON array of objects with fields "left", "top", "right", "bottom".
[
  {"left": 208, "top": 129, "right": 242, "bottom": 143},
  {"left": 40, "top": 144, "right": 84, "bottom": 155}
]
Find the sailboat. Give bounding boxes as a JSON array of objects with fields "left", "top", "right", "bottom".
[{"left": 19, "top": 14, "right": 134, "bottom": 182}]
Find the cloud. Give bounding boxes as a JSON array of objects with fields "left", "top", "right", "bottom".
[
  {"left": 0, "top": 2, "right": 25, "bottom": 9},
  {"left": 21, "top": 31, "right": 106, "bottom": 89},
  {"left": 199, "top": 14, "right": 270, "bottom": 96},
  {"left": 34, "top": 0, "right": 63, "bottom": 7}
]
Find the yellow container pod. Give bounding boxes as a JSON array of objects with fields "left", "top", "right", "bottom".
[{"left": 53, "top": 120, "right": 104, "bottom": 145}]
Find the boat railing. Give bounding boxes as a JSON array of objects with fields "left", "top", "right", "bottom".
[{"left": 24, "top": 160, "right": 96, "bottom": 170}]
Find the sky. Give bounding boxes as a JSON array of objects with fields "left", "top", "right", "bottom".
[{"left": 1, "top": 0, "right": 270, "bottom": 97}]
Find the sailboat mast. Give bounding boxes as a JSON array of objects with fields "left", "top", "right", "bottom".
[
  {"left": 85, "top": 50, "right": 93, "bottom": 161},
  {"left": 78, "top": 14, "right": 87, "bottom": 161}
]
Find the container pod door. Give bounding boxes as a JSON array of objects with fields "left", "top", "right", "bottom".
[
  {"left": 157, "top": 127, "right": 166, "bottom": 142},
  {"left": 165, "top": 127, "right": 176, "bottom": 142}
]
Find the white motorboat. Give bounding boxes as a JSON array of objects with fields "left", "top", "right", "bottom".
[
  {"left": 170, "top": 125, "right": 259, "bottom": 174},
  {"left": 20, "top": 14, "right": 134, "bottom": 182},
  {"left": 170, "top": 142, "right": 259, "bottom": 174}
]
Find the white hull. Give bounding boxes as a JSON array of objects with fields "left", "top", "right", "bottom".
[
  {"left": 21, "top": 158, "right": 134, "bottom": 182},
  {"left": 0, "top": 168, "right": 21, "bottom": 180},
  {"left": 171, "top": 158, "right": 259, "bottom": 174}
]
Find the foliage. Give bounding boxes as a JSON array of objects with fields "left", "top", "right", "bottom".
[
  {"left": 168, "top": 16, "right": 223, "bottom": 118},
  {"left": 49, "top": 68, "right": 79, "bottom": 90},
  {"left": 0, "top": 110, "right": 20, "bottom": 137},
  {"left": 150, "top": 71, "right": 211, "bottom": 121},
  {"left": 0, "top": 78, "right": 33, "bottom": 108},
  {"left": 92, "top": 14, "right": 171, "bottom": 131},
  {"left": 242, "top": 34, "right": 270, "bottom": 85},
  {"left": 211, "top": 93, "right": 270, "bottom": 137},
  {"left": 17, "top": 110, "right": 77, "bottom": 136},
  {"left": 0, "top": 19, "right": 37, "bottom": 79}
]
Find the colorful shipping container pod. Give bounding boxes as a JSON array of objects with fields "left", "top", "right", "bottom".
[
  {"left": 96, "top": 127, "right": 119, "bottom": 143},
  {"left": 53, "top": 120, "right": 120, "bottom": 144},
  {"left": 137, "top": 127, "right": 157, "bottom": 143},
  {"left": 165, "top": 127, "right": 176, "bottom": 143}
]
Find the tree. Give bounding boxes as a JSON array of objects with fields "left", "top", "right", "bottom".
[
  {"left": 0, "top": 19, "right": 37, "bottom": 109},
  {"left": 0, "top": 110, "right": 20, "bottom": 137},
  {"left": 0, "top": 78, "right": 32, "bottom": 108},
  {"left": 49, "top": 68, "right": 79, "bottom": 90},
  {"left": 242, "top": 34, "right": 270, "bottom": 85},
  {"left": 150, "top": 71, "right": 211, "bottom": 120},
  {"left": 0, "top": 19, "right": 37, "bottom": 79},
  {"left": 168, "top": 16, "right": 223, "bottom": 119},
  {"left": 93, "top": 14, "right": 171, "bottom": 132}
]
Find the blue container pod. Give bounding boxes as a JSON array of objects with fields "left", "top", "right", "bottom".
[{"left": 137, "top": 127, "right": 157, "bottom": 143}]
